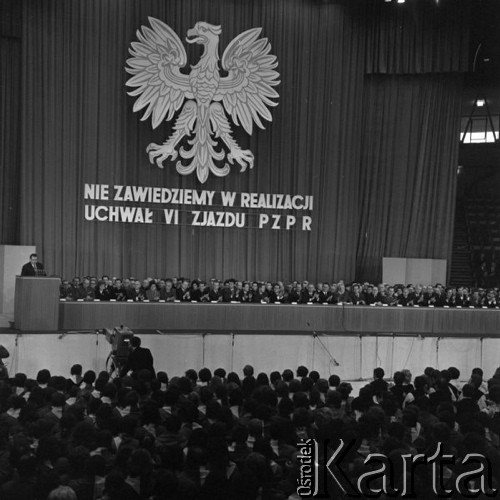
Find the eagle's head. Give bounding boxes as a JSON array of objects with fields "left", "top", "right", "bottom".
[{"left": 186, "top": 22, "right": 221, "bottom": 46}]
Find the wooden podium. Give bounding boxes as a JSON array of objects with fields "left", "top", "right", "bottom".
[{"left": 14, "top": 277, "right": 60, "bottom": 331}]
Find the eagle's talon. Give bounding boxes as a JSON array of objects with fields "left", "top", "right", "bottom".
[
  {"left": 228, "top": 149, "right": 254, "bottom": 173},
  {"left": 146, "top": 143, "right": 178, "bottom": 168}
]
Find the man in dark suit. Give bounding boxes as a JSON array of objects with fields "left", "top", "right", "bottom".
[
  {"left": 20, "top": 253, "right": 46, "bottom": 277},
  {"left": 120, "top": 336, "right": 155, "bottom": 377}
]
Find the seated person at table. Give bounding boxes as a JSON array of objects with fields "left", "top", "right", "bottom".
[
  {"left": 373, "top": 284, "right": 387, "bottom": 305},
  {"left": 334, "top": 281, "right": 352, "bottom": 304},
  {"left": 160, "top": 279, "right": 177, "bottom": 302},
  {"left": 267, "top": 283, "right": 278, "bottom": 303},
  {"left": 70, "top": 276, "right": 81, "bottom": 296},
  {"left": 145, "top": 281, "right": 161, "bottom": 301},
  {"left": 455, "top": 287, "right": 470, "bottom": 307},
  {"left": 60, "top": 280, "right": 75, "bottom": 300},
  {"left": 95, "top": 280, "right": 112, "bottom": 301},
  {"left": 139, "top": 278, "right": 150, "bottom": 297},
  {"left": 189, "top": 280, "right": 203, "bottom": 302},
  {"left": 350, "top": 283, "right": 366, "bottom": 305},
  {"left": 318, "top": 282, "right": 333, "bottom": 303},
  {"left": 301, "top": 283, "right": 319, "bottom": 303},
  {"left": 485, "top": 289, "right": 498, "bottom": 308},
  {"left": 250, "top": 281, "right": 262, "bottom": 303},
  {"left": 258, "top": 282, "right": 269, "bottom": 303},
  {"left": 385, "top": 286, "right": 399, "bottom": 306},
  {"left": 176, "top": 279, "right": 191, "bottom": 301},
  {"left": 397, "top": 287, "right": 412, "bottom": 306},
  {"left": 113, "top": 278, "right": 127, "bottom": 301},
  {"left": 132, "top": 280, "right": 146, "bottom": 301},
  {"left": 203, "top": 280, "right": 223, "bottom": 302},
  {"left": 288, "top": 282, "right": 301, "bottom": 303},
  {"left": 76, "top": 277, "right": 95, "bottom": 301},
  {"left": 156, "top": 279, "right": 166, "bottom": 297},
  {"left": 240, "top": 282, "right": 252, "bottom": 303},
  {"left": 222, "top": 279, "right": 238, "bottom": 302},
  {"left": 469, "top": 289, "right": 484, "bottom": 308}
]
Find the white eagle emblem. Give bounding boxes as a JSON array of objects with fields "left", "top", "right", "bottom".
[{"left": 126, "top": 18, "right": 280, "bottom": 183}]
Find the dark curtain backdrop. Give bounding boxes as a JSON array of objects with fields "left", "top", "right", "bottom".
[
  {"left": 0, "top": 0, "right": 21, "bottom": 244},
  {"left": 356, "top": 74, "right": 463, "bottom": 281},
  {"left": 15, "top": 0, "right": 468, "bottom": 282}
]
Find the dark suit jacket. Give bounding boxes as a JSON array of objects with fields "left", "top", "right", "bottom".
[
  {"left": 21, "top": 262, "right": 46, "bottom": 277},
  {"left": 120, "top": 346, "right": 155, "bottom": 377}
]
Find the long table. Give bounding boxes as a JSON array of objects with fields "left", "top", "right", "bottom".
[{"left": 58, "top": 302, "right": 500, "bottom": 336}]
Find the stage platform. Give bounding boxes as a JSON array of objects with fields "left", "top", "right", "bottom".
[
  {"left": 9, "top": 287, "right": 500, "bottom": 382},
  {"left": 57, "top": 301, "right": 500, "bottom": 336}
]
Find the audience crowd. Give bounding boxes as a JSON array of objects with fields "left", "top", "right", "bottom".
[
  {"left": 59, "top": 276, "right": 500, "bottom": 308},
  {"left": 1, "top": 350, "right": 500, "bottom": 499}
]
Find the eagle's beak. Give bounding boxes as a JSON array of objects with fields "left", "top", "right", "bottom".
[{"left": 186, "top": 28, "right": 201, "bottom": 44}]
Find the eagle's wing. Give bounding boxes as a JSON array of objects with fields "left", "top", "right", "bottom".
[
  {"left": 214, "top": 28, "right": 280, "bottom": 135},
  {"left": 126, "top": 17, "right": 193, "bottom": 129}
]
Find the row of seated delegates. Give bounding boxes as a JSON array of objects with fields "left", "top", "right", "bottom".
[
  {"left": 2, "top": 356, "right": 500, "bottom": 500},
  {"left": 60, "top": 276, "right": 500, "bottom": 307}
]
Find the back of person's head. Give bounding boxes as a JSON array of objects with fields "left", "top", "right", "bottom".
[
  {"left": 243, "top": 364, "right": 254, "bottom": 377},
  {"left": 104, "top": 470, "right": 125, "bottom": 499},
  {"left": 51, "top": 392, "right": 66, "bottom": 408},
  {"left": 130, "top": 336, "right": 141, "bottom": 348},
  {"left": 309, "top": 370, "right": 320, "bottom": 383},
  {"left": 316, "top": 378, "right": 329, "bottom": 394},
  {"left": 472, "top": 367, "right": 484, "bottom": 378},
  {"left": 414, "top": 375, "right": 429, "bottom": 392},
  {"left": 153, "top": 469, "right": 179, "bottom": 499},
  {"left": 256, "top": 372, "right": 269, "bottom": 387},
  {"left": 214, "top": 367, "right": 226, "bottom": 379},
  {"left": 36, "top": 369, "right": 51, "bottom": 385},
  {"left": 424, "top": 366, "right": 435, "bottom": 377},
  {"left": 301, "top": 377, "right": 314, "bottom": 393},
  {"left": 14, "top": 372, "right": 27, "bottom": 388},
  {"left": 328, "top": 374, "right": 340, "bottom": 387},
  {"left": 296, "top": 365, "right": 309, "bottom": 378},
  {"left": 393, "top": 371, "right": 404, "bottom": 385},
  {"left": 229, "top": 388, "right": 243, "bottom": 407},
  {"left": 94, "top": 377, "right": 107, "bottom": 393},
  {"left": 288, "top": 379, "right": 302, "bottom": 394},
  {"left": 462, "top": 384, "right": 475, "bottom": 398},
  {"left": 102, "top": 382, "right": 117, "bottom": 400},
  {"left": 470, "top": 373, "right": 483, "bottom": 388},
  {"left": 326, "top": 390, "right": 342, "bottom": 409},
  {"left": 440, "top": 369, "right": 451, "bottom": 383},
  {"left": 198, "top": 367, "right": 212, "bottom": 383},
  {"left": 337, "top": 382, "right": 352, "bottom": 399},
  {"left": 185, "top": 368, "right": 197, "bottom": 383},
  {"left": 282, "top": 369, "right": 294, "bottom": 382},
  {"left": 275, "top": 381, "right": 289, "bottom": 398},
  {"left": 432, "top": 421, "right": 451, "bottom": 442},
  {"left": 156, "top": 371, "right": 168, "bottom": 385},
  {"left": 48, "top": 486, "right": 77, "bottom": 500},
  {"left": 231, "top": 424, "right": 249, "bottom": 444},
  {"left": 292, "top": 391, "right": 309, "bottom": 409},
  {"left": 448, "top": 367, "right": 460, "bottom": 380},
  {"left": 17, "top": 453, "right": 37, "bottom": 479},
  {"left": 227, "top": 372, "right": 241, "bottom": 386},
  {"left": 70, "top": 364, "right": 83, "bottom": 377},
  {"left": 373, "top": 367, "right": 385, "bottom": 380},
  {"left": 439, "top": 411, "right": 456, "bottom": 429},
  {"left": 8, "top": 394, "right": 26, "bottom": 411},
  {"left": 270, "top": 371, "right": 282, "bottom": 386},
  {"left": 82, "top": 370, "right": 96, "bottom": 385}
]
